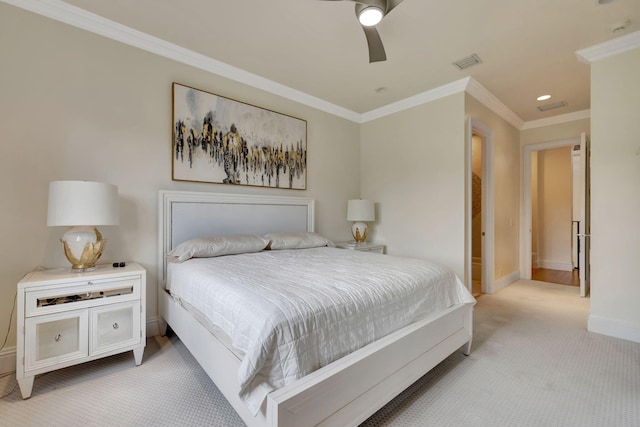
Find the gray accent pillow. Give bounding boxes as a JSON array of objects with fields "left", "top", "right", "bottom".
[
  {"left": 265, "top": 232, "right": 334, "bottom": 250},
  {"left": 167, "top": 234, "right": 269, "bottom": 262}
]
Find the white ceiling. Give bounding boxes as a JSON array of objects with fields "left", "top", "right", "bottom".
[{"left": 25, "top": 0, "right": 640, "bottom": 123}]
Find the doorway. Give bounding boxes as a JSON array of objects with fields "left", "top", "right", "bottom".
[
  {"left": 466, "top": 118, "right": 494, "bottom": 295},
  {"left": 471, "top": 134, "right": 483, "bottom": 296},
  {"left": 521, "top": 134, "right": 590, "bottom": 296},
  {"left": 530, "top": 145, "right": 575, "bottom": 285}
]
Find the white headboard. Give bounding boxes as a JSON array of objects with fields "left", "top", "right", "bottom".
[{"left": 157, "top": 190, "right": 315, "bottom": 283}]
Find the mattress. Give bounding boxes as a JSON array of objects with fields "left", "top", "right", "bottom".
[{"left": 166, "top": 247, "right": 475, "bottom": 414}]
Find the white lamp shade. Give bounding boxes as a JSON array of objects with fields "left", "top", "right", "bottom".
[
  {"left": 347, "top": 199, "right": 375, "bottom": 222},
  {"left": 47, "top": 181, "right": 119, "bottom": 227}
]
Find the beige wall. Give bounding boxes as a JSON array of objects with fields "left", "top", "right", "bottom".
[
  {"left": 359, "top": 92, "right": 521, "bottom": 288},
  {"left": 0, "top": 5, "right": 361, "bottom": 350},
  {"left": 465, "top": 95, "right": 520, "bottom": 285},
  {"left": 536, "top": 146, "right": 573, "bottom": 271},
  {"left": 589, "top": 47, "right": 640, "bottom": 340},
  {"left": 360, "top": 94, "right": 467, "bottom": 278}
]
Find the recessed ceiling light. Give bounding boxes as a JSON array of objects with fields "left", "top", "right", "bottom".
[{"left": 537, "top": 94, "right": 551, "bottom": 101}]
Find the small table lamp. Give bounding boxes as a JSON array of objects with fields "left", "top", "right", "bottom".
[
  {"left": 47, "top": 181, "right": 119, "bottom": 270},
  {"left": 347, "top": 199, "right": 375, "bottom": 243}
]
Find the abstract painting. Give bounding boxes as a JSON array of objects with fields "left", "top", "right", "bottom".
[{"left": 172, "top": 83, "right": 307, "bottom": 189}]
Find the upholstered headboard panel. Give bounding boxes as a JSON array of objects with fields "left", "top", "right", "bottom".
[{"left": 157, "top": 190, "right": 314, "bottom": 283}]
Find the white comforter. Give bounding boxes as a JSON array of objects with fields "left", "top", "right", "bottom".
[{"left": 166, "top": 247, "right": 475, "bottom": 414}]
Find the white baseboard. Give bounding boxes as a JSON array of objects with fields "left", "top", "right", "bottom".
[
  {"left": 0, "top": 318, "right": 162, "bottom": 376},
  {"left": 491, "top": 270, "right": 521, "bottom": 294},
  {"left": 146, "top": 317, "right": 160, "bottom": 338},
  {"left": 588, "top": 315, "right": 640, "bottom": 344},
  {"left": 0, "top": 346, "right": 16, "bottom": 375},
  {"left": 538, "top": 260, "right": 573, "bottom": 271}
]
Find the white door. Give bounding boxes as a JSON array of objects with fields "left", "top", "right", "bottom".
[{"left": 578, "top": 132, "right": 591, "bottom": 297}]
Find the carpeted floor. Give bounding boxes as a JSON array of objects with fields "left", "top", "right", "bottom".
[{"left": 1, "top": 279, "right": 639, "bottom": 426}]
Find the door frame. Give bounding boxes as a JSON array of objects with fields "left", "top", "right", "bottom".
[
  {"left": 465, "top": 117, "right": 494, "bottom": 294},
  {"left": 520, "top": 136, "right": 580, "bottom": 279},
  {"left": 578, "top": 133, "right": 590, "bottom": 297}
]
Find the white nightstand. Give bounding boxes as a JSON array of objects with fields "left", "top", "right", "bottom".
[
  {"left": 16, "top": 263, "right": 146, "bottom": 399},
  {"left": 335, "top": 241, "right": 385, "bottom": 254}
]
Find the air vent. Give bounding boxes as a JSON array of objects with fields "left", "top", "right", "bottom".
[
  {"left": 537, "top": 101, "right": 567, "bottom": 112},
  {"left": 452, "top": 54, "right": 483, "bottom": 70}
]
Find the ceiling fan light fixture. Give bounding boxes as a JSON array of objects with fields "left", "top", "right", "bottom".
[{"left": 358, "top": 6, "right": 384, "bottom": 26}]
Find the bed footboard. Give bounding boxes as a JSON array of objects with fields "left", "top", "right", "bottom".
[
  {"left": 267, "top": 303, "right": 473, "bottom": 427},
  {"left": 162, "top": 287, "right": 472, "bottom": 427}
]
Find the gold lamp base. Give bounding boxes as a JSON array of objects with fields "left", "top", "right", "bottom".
[
  {"left": 351, "top": 221, "right": 369, "bottom": 243},
  {"left": 61, "top": 226, "right": 106, "bottom": 270}
]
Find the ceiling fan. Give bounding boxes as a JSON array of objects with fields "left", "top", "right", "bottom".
[{"left": 320, "top": 0, "right": 405, "bottom": 63}]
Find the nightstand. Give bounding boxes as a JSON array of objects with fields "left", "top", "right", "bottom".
[
  {"left": 335, "top": 241, "right": 385, "bottom": 254},
  {"left": 16, "top": 263, "right": 146, "bottom": 399}
]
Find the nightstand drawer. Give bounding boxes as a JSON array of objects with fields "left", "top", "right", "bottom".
[
  {"left": 91, "top": 301, "right": 141, "bottom": 355},
  {"left": 25, "top": 276, "right": 140, "bottom": 317},
  {"left": 25, "top": 309, "right": 89, "bottom": 372}
]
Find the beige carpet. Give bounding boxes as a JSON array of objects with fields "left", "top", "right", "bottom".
[{"left": 1, "top": 280, "right": 639, "bottom": 426}]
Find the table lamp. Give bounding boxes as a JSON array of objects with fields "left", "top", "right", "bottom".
[
  {"left": 47, "top": 181, "right": 119, "bottom": 270},
  {"left": 347, "top": 199, "right": 375, "bottom": 243}
]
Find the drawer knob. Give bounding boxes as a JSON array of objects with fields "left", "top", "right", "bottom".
[
  {"left": 112, "top": 323, "right": 119, "bottom": 330},
  {"left": 54, "top": 334, "right": 62, "bottom": 342}
]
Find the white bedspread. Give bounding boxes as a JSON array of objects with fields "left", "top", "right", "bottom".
[{"left": 166, "top": 247, "right": 475, "bottom": 414}]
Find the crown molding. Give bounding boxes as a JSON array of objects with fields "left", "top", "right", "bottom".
[
  {"left": 576, "top": 30, "right": 640, "bottom": 64},
  {"left": 520, "top": 109, "right": 591, "bottom": 130},
  {"left": 360, "top": 78, "right": 470, "bottom": 123},
  {"left": 465, "top": 79, "right": 525, "bottom": 129},
  {"left": 5, "top": 0, "right": 582, "bottom": 131},
  {"left": 2, "top": 0, "right": 361, "bottom": 123}
]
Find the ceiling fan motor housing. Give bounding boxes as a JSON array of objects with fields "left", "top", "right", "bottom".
[{"left": 355, "top": 0, "right": 388, "bottom": 24}]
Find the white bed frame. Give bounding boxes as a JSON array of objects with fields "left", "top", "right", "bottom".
[{"left": 158, "top": 190, "right": 473, "bottom": 427}]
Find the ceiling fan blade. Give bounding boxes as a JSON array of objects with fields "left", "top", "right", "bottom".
[
  {"left": 361, "top": 25, "right": 386, "bottom": 63},
  {"left": 385, "top": 0, "right": 404, "bottom": 14},
  {"left": 320, "top": 0, "right": 395, "bottom": 62}
]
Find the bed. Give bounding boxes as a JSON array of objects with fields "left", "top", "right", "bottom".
[{"left": 157, "top": 190, "right": 475, "bottom": 427}]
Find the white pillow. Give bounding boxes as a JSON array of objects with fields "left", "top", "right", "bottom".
[
  {"left": 265, "top": 232, "right": 334, "bottom": 250},
  {"left": 167, "top": 234, "right": 269, "bottom": 262}
]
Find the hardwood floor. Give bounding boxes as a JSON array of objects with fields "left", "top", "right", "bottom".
[
  {"left": 532, "top": 268, "right": 580, "bottom": 286},
  {"left": 473, "top": 269, "right": 579, "bottom": 296},
  {"left": 472, "top": 280, "right": 482, "bottom": 298}
]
